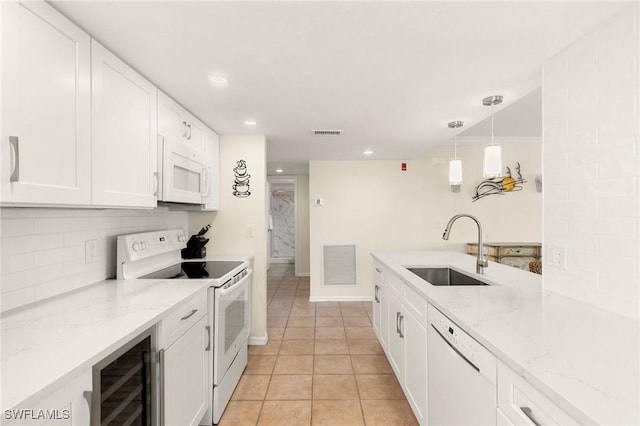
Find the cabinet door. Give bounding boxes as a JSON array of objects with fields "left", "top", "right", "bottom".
[
  {"left": 91, "top": 40, "right": 158, "bottom": 207},
  {"left": 186, "top": 118, "right": 206, "bottom": 154},
  {"left": 201, "top": 129, "right": 220, "bottom": 210},
  {"left": 4, "top": 369, "right": 91, "bottom": 426},
  {"left": 386, "top": 293, "right": 405, "bottom": 383},
  {"left": 158, "top": 90, "right": 187, "bottom": 142},
  {"left": 1, "top": 1, "right": 91, "bottom": 205},
  {"left": 403, "top": 309, "right": 427, "bottom": 425},
  {"left": 164, "top": 316, "right": 209, "bottom": 426}
]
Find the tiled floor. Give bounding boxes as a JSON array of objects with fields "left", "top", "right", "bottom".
[{"left": 218, "top": 263, "right": 418, "bottom": 426}]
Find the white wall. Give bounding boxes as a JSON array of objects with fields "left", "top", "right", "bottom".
[
  {"left": 542, "top": 4, "right": 640, "bottom": 320},
  {"left": 309, "top": 143, "right": 542, "bottom": 300},
  {"left": 189, "top": 135, "right": 268, "bottom": 343},
  {"left": 0, "top": 207, "right": 187, "bottom": 312},
  {"left": 295, "top": 175, "right": 310, "bottom": 276}
]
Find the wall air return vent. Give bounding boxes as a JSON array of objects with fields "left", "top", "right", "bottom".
[
  {"left": 323, "top": 245, "right": 356, "bottom": 285},
  {"left": 313, "top": 129, "right": 343, "bottom": 136}
]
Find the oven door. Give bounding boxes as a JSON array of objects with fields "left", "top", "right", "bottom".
[
  {"left": 213, "top": 269, "right": 251, "bottom": 384},
  {"left": 159, "top": 135, "right": 208, "bottom": 204}
]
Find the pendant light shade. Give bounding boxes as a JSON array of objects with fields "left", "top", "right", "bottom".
[
  {"left": 447, "top": 121, "right": 464, "bottom": 192},
  {"left": 482, "top": 95, "right": 503, "bottom": 179},
  {"left": 483, "top": 145, "right": 502, "bottom": 178}
]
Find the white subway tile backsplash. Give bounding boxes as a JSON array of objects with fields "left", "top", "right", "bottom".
[
  {"left": 0, "top": 207, "right": 188, "bottom": 312},
  {"left": 543, "top": 3, "right": 640, "bottom": 320}
]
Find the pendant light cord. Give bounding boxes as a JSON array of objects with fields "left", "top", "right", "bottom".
[{"left": 491, "top": 101, "right": 495, "bottom": 147}]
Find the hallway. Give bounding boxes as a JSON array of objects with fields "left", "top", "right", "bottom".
[{"left": 218, "top": 264, "right": 419, "bottom": 425}]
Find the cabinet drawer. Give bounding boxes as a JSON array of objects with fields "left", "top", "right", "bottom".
[
  {"left": 403, "top": 284, "right": 427, "bottom": 321},
  {"left": 373, "top": 261, "right": 385, "bottom": 286},
  {"left": 497, "top": 361, "right": 579, "bottom": 425},
  {"left": 499, "top": 246, "right": 539, "bottom": 257},
  {"left": 160, "top": 290, "right": 207, "bottom": 348},
  {"left": 386, "top": 272, "right": 404, "bottom": 298}
]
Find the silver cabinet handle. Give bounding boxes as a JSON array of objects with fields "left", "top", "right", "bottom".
[
  {"left": 9, "top": 136, "right": 19, "bottom": 182},
  {"left": 520, "top": 407, "right": 542, "bottom": 426},
  {"left": 153, "top": 171, "right": 159, "bottom": 197},
  {"left": 374, "top": 285, "right": 379, "bottom": 303},
  {"left": 396, "top": 312, "right": 401, "bottom": 335},
  {"left": 205, "top": 325, "right": 211, "bottom": 351},
  {"left": 187, "top": 123, "right": 192, "bottom": 140},
  {"left": 398, "top": 314, "right": 404, "bottom": 338},
  {"left": 181, "top": 121, "right": 188, "bottom": 137},
  {"left": 375, "top": 267, "right": 381, "bottom": 273},
  {"left": 180, "top": 309, "right": 198, "bottom": 320}
]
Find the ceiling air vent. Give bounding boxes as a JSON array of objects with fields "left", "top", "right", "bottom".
[{"left": 313, "top": 129, "right": 343, "bottom": 136}]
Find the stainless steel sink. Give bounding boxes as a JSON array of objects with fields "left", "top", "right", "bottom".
[{"left": 406, "top": 267, "right": 489, "bottom": 286}]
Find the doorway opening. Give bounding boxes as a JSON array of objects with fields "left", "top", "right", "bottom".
[{"left": 268, "top": 177, "right": 296, "bottom": 266}]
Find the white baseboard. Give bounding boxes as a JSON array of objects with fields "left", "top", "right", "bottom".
[
  {"left": 248, "top": 334, "right": 269, "bottom": 346},
  {"left": 295, "top": 272, "right": 310, "bottom": 277},
  {"left": 309, "top": 295, "right": 373, "bottom": 302}
]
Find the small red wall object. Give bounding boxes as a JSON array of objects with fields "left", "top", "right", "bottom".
[{"left": 401, "top": 162, "right": 407, "bottom": 171}]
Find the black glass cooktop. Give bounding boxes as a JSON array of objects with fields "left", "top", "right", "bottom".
[{"left": 140, "top": 261, "right": 243, "bottom": 280}]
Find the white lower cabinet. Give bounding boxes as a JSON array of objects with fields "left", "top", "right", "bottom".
[
  {"left": 4, "top": 369, "right": 91, "bottom": 426},
  {"left": 497, "top": 407, "right": 515, "bottom": 426},
  {"left": 497, "top": 361, "right": 579, "bottom": 426},
  {"left": 372, "top": 262, "right": 388, "bottom": 349},
  {"left": 163, "top": 315, "right": 209, "bottom": 426},
  {"left": 403, "top": 308, "right": 427, "bottom": 425},
  {"left": 386, "top": 292, "right": 405, "bottom": 381}
]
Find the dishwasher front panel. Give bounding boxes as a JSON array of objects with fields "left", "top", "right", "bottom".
[{"left": 427, "top": 305, "right": 496, "bottom": 426}]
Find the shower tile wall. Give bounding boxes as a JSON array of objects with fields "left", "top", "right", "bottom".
[{"left": 271, "top": 192, "right": 295, "bottom": 258}]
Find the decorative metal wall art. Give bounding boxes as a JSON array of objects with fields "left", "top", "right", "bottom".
[
  {"left": 472, "top": 162, "right": 526, "bottom": 202},
  {"left": 233, "top": 159, "right": 251, "bottom": 197}
]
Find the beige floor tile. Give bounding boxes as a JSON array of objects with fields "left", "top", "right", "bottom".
[
  {"left": 245, "top": 355, "right": 277, "bottom": 374},
  {"left": 267, "top": 327, "right": 285, "bottom": 340},
  {"left": 313, "top": 301, "right": 340, "bottom": 308},
  {"left": 273, "top": 355, "right": 314, "bottom": 374},
  {"left": 345, "top": 326, "right": 377, "bottom": 340},
  {"left": 314, "top": 339, "right": 349, "bottom": 355},
  {"left": 315, "top": 326, "right": 346, "bottom": 340},
  {"left": 258, "top": 401, "right": 311, "bottom": 426},
  {"left": 280, "top": 339, "right": 315, "bottom": 355},
  {"left": 218, "top": 401, "right": 262, "bottom": 425},
  {"left": 347, "top": 339, "right": 384, "bottom": 355},
  {"left": 355, "top": 374, "right": 405, "bottom": 399},
  {"left": 267, "top": 316, "right": 288, "bottom": 328},
  {"left": 341, "top": 308, "right": 369, "bottom": 317},
  {"left": 315, "top": 316, "right": 343, "bottom": 327},
  {"left": 360, "top": 400, "right": 418, "bottom": 426},
  {"left": 315, "top": 308, "right": 341, "bottom": 317},
  {"left": 265, "top": 374, "right": 313, "bottom": 400},
  {"left": 313, "top": 374, "right": 359, "bottom": 399},
  {"left": 287, "top": 317, "right": 316, "bottom": 327},
  {"left": 339, "top": 301, "right": 364, "bottom": 308},
  {"left": 343, "top": 316, "right": 372, "bottom": 327},
  {"left": 283, "top": 327, "right": 315, "bottom": 340},
  {"left": 249, "top": 339, "right": 282, "bottom": 356},
  {"left": 314, "top": 355, "right": 353, "bottom": 374},
  {"left": 290, "top": 307, "right": 316, "bottom": 317},
  {"left": 351, "top": 355, "right": 393, "bottom": 374},
  {"left": 311, "top": 400, "right": 364, "bottom": 426},
  {"left": 231, "top": 375, "right": 271, "bottom": 400}
]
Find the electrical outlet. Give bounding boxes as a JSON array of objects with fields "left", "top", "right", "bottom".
[
  {"left": 85, "top": 239, "right": 97, "bottom": 264},
  {"left": 548, "top": 245, "right": 567, "bottom": 270},
  {"left": 246, "top": 224, "right": 256, "bottom": 238}
]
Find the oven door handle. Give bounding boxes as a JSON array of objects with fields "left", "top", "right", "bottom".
[{"left": 216, "top": 270, "right": 252, "bottom": 297}]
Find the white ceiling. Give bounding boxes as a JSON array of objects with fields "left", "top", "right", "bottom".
[{"left": 52, "top": 1, "right": 627, "bottom": 175}]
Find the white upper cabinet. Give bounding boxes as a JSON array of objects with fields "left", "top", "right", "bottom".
[
  {"left": 1, "top": 1, "right": 91, "bottom": 205},
  {"left": 91, "top": 40, "right": 158, "bottom": 208},
  {"left": 201, "top": 129, "right": 220, "bottom": 210},
  {"left": 158, "top": 91, "right": 206, "bottom": 154}
]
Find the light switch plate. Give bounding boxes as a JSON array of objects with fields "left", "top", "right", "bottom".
[
  {"left": 85, "top": 239, "right": 97, "bottom": 264},
  {"left": 548, "top": 245, "right": 567, "bottom": 270}
]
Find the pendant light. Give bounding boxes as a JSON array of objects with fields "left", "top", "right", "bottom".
[
  {"left": 482, "top": 95, "right": 503, "bottom": 179},
  {"left": 448, "top": 120, "right": 463, "bottom": 192}
]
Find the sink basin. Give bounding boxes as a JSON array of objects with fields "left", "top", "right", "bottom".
[{"left": 406, "top": 267, "right": 489, "bottom": 286}]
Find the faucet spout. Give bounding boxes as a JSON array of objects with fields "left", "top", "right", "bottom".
[{"left": 442, "top": 214, "right": 488, "bottom": 274}]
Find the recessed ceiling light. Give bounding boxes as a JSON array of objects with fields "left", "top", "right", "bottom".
[
  {"left": 275, "top": 169, "right": 283, "bottom": 173},
  {"left": 244, "top": 119, "right": 257, "bottom": 127},
  {"left": 363, "top": 150, "right": 374, "bottom": 155},
  {"left": 209, "top": 74, "right": 228, "bottom": 87}
]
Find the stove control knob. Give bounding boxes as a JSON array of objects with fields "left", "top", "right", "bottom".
[{"left": 133, "top": 243, "right": 141, "bottom": 251}]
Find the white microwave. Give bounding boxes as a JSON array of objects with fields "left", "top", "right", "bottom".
[{"left": 157, "top": 135, "right": 211, "bottom": 204}]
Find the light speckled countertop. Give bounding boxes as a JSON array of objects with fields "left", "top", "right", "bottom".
[{"left": 372, "top": 251, "right": 639, "bottom": 426}]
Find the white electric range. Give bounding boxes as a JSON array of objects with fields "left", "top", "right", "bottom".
[{"left": 117, "top": 229, "right": 252, "bottom": 425}]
